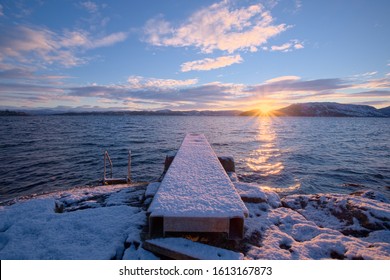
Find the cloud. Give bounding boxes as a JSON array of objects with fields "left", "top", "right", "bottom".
[
  {"left": 361, "top": 71, "right": 378, "bottom": 76},
  {"left": 66, "top": 77, "right": 354, "bottom": 109},
  {"left": 144, "top": 1, "right": 288, "bottom": 54},
  {"left": 0, "top": 67, "right": 69, "bottom": 84},
  {"left": 92, "top": 32, "right": 128, "bottom": 48},
  {"left": 270, "top": 39, "right": 304, "bottom": 52},
  {"left": 127, "top": 76, "right": 198, "bottom": 89},
  {"left": 61, "top": 30, "right": 127, "bottom": 49},
  {"left": 264, "top": 76, "right": 301, "bottom": 83},
  {"left": 355, "top": 77, "right": 390, "bottom": 89},
  {"left": 0, "top": 4, "right": 4, "bottom": 16},
  {"left": 181, "top": 55, "right": 243, "bottom": 72},
  {"left": 80, "top": 1, "right": 99, "bottom": 13},
  {"left": 66, "top": 80, "right": 247, "bottom": 108},
  {"left": 246, "top": 78, "right": 351, "bottom": 100},
  {"left": 2, "top": 72, "right": 389, "bottom": 110},
  {"left": 0, "top": 25, "right": 128, "bottom": 68},
  {"left": 352, "top": 90, "right": 390, "bottom": 97}
]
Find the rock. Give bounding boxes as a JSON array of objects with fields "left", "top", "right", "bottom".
[
  {"left": 281, "top": 192, "right": 390, "bottom": 238},
  {"left": 218, "top": 156, "right": 235, "bottom": 172},
  {"left": 234, "top": 182, "right": 267, "bottom": 203},
  {"left": 163, "top": 152, "right": 177, "bottom": 172},
  {"left": 145, "top": 182, "right": 160, "bottom": 198},
  {"left": 234, "top": 182, "right": 281, "bottom": 208},
  {"left": 350, "top": 190, "right": 390, "bottom": 203}
]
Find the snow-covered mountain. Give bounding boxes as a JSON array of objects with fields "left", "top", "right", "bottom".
[
  {"left": 379, "top": 106, "right": 390, "bottom": 117},
  {"left": 273, "top": 102, "right": 388, "bottom": 117}
]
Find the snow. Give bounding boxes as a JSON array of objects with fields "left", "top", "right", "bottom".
[
  {"left": 148, "top": 133, "right": 248, "bottom": 218},
  {"left": 234, "top": 182, "right": 281, "bottom": 208},
  {"left": 146, "top": 237, "right": 244, "bottom": 260},
  {"left": 240, "top": 182, "right": 390, "bottom": 259},
  {"left": 0, "top": 199, "right": 140, "bottom": 259},
  {"left": 145, "top": 182, "right": 160, "bottom": 198},
  {"left": 0, "top": 175, "right": 389, "bottom": 259},
  {"left": 0, "top": 184, "right": 157, "bottom": 260},
  {"left": 299, "top": 102, "right": 385, "bottom": 117}
]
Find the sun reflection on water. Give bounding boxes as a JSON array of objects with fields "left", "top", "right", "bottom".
[
  {"left": 244, "top": 116, "right": 300, "bottom": 193},
  {"left": 246, "top": 117, "right": 283, "bottom": 176}
]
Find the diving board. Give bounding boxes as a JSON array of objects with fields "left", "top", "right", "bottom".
[{"left": 148, "top": 133, "right": 248, "bottom": 239}]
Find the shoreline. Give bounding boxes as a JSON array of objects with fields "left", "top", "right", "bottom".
[{"left": 1, "top": 173, "right": 389, "bottom": 260}]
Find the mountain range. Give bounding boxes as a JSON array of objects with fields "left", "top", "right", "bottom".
[
  {"left": 1, "top": 102, "right": 389, "bottom": 117},
  {"left": 240, "top": 102, "right": 390, "bottom": 117}
]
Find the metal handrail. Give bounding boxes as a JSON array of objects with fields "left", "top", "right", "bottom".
[
  {"left": 104, "top": 151, "right": 113, "bottom": 180},
  {"left": 127, "top": 150, "right": 132, "bottom": 183},
  {"left": 103, "top": 150, "right": 132, "bottom": 184}
]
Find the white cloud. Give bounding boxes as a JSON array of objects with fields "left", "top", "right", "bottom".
[
  {"left": 127, "top": 76, "right": 198, "bottom": 89},
  {"left": 93, "top": 32, "right": 128, "bottom": 48},
  {"left": 144, "top": 1, "right": 288, "bottom": 53},
  {"left": 361, "top": 71, "right": 378, "bottom": 77},
  {"left": 61, "top": 30, "right": 90, "bottom": 48},
  {"left": 80, "top": 1, "right": 99, "bottom": 13},
  {"left": 271, "top": 39, "right": 304, "bottom": 52},
  {"left": 265, "top": 76, "right": 301, "bottom": 84},
  {"left": 294, "top": 42, "right": 304, "bottom": 49},
  {"left": 271, "top": 42, "right": 292, "bottom": 52},
  {"left": 61, "top": 30, "right": 127, "bottom": 49},
  {"left": 181, "top": 55, "right": 243, "bottom": 72},
  {"left": 354, "top": 77, "right": 390, "bottom": 89},
  {"left": 0, "top": 4, "right": 4, "bottom": 16}
]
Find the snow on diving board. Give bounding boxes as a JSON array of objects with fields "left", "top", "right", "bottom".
[
  {"left": 143, "top": 238, "right": 244, "bottom": 260},
  {"left": 148, "top": 133, "right": 248, "bottom": 239}
]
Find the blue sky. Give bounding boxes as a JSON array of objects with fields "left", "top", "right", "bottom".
[{"left": 0, "top": 0, "right": 389, "bottom": 111}]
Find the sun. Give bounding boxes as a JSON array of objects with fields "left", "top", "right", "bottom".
[{"left": 258, "top": 104, "right": 274, "bottom": 116}]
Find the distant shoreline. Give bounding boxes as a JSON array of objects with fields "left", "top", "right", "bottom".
[{"left": 1, "top": 102, "right": 390, "bottom": 117}]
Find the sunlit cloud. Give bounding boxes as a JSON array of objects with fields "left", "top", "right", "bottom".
[
  {"left": 127, "top": 76, "right": 198, "bottom": 89},
  {"left": 270, "top": 39, "right": 304, "bottom": 52},
  {"left": 0, "top": 25, "right": 128, "bottom": 68},
  {"left": 2, "top": 72, "right": 389, "bottom": 110},
  {"left": 264, "top": 76, "right": 301, "bottom": 84},
  {"left": 355, "top": 71, "right": 378, "bottom": 77},
  {"left": 181, "top": 55, "right": 243, "bottom": 72},
  {"left": 353, "top": 76, "right": 390, "bottom": 89},
  {"left": 144, "top": 1, "right": 288, "bottom": 54}
]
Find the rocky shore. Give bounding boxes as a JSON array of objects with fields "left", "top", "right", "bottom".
[{"left": 0, "top": 175, "right": 389, "bottom": 260}]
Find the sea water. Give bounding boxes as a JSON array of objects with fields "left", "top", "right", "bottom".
[{"left": 0, "top": 115, "right": 389, "bottom": 202}]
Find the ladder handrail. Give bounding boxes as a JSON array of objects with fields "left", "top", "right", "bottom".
[
  {"left": 103, "top": 150, "right": 132, "bottom": 184},
  {"left": 127, "top": 150, "right": 132, "bottom": 183},
  {"left": 104, "top": 150, "right": 113, "bottom": 180}
]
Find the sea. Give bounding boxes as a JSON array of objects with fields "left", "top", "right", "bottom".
[{"left": 0, "top": 115, "right": 389, "bottom": 203}]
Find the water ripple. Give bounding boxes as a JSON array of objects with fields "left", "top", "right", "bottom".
[{"left": 0, "top": 116, "right": 389, "bottom": 202}]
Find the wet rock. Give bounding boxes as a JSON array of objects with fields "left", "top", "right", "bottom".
[{"left": 218, "top": 156, "right": 235, "bottom": 173}]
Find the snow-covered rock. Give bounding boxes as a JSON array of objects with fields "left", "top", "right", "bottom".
[
  {"left": 0, "top": 184, "right": 150, "bottom": 260},
  {"left": 0, "top": 180, "right": 389, "bottom": 260},
  {"left": 281, "top": 191, "right": 390, "bottom": 237},
  {"left": 243, "top": 187, "right": 390, "bottom": 260},
  {"left": 234, "top": 182, "right": 281, "bottom": 208}
]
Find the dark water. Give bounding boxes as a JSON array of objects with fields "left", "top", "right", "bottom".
[{"left": 0, "top": 115, "right": 389, "bottom": 202}]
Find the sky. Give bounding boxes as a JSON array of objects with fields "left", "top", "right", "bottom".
[{"left": 0, "top": 0, "right": 389, "bottom": 111}]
